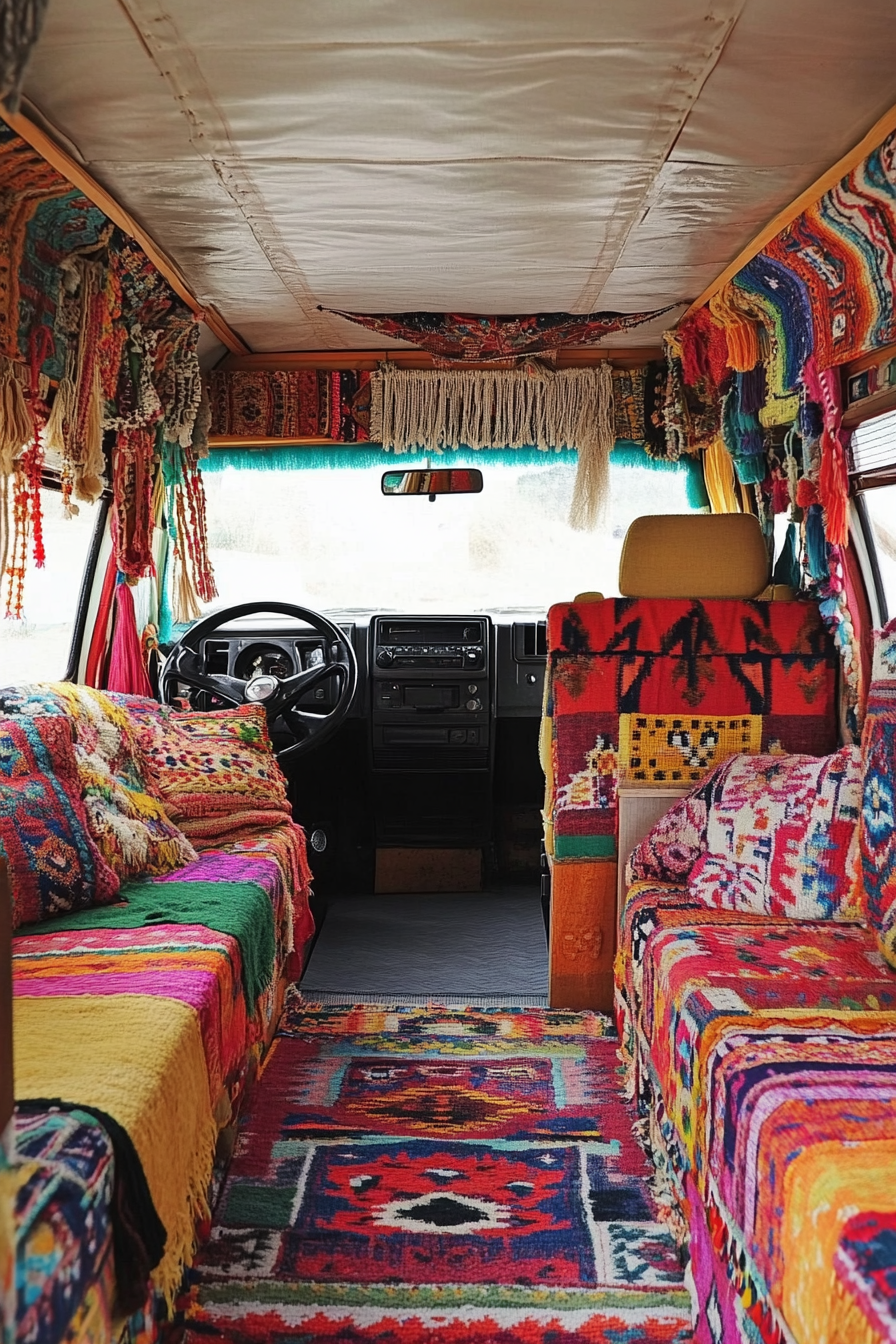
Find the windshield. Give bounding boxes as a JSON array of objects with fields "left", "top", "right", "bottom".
[{"left": 197, "top": 453, "right": 701, "bottom": 615}]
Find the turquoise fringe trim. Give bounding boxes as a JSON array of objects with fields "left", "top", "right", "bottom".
[{"left": 200, "top": 440, "right": 709, "bottom": 509}]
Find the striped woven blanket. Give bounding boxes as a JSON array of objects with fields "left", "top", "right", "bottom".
[{"left": 615, "top": 882, "right": 896, "bottom": 1344}]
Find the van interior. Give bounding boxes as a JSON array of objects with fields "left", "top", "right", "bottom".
[{"left": 2, "top": 5, "right": 896, "bottom": 1344}]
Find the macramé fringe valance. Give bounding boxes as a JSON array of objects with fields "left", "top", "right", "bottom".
[{"left": 370, "top": 362, "right": 615, "bottom": 529}]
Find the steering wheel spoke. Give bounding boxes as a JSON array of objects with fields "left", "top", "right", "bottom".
[
  {"left": 161, "top": 602, "right": 358, "bottom": 759},
  {"left": 273, "top": 659, "right": 345, "bottom": 710}
]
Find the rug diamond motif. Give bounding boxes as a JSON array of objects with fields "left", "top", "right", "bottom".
[{"left": 179, "top": 1000, "right": 691, "bottom": 1343}]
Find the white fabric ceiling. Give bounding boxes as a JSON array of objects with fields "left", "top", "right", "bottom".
[{"left": 22, "top": 0, "right": 896, "bottom": 354}]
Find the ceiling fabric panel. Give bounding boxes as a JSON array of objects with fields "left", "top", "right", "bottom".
[
  {"left": 671, "top": 0, "right": 896, "bottom": 166},
  {"left": 189, "top": 42, "right": 720, "bottom": 165},
  {"left": 248, "top": 159, "right": 657, "bottom": 313},
  {"left": 20, "top": 0, "right": 896, "bottom": 353}
]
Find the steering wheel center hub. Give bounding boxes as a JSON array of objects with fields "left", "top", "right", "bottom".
[{"left": 245, "top": 673, "right": 279, "bottom": 702}]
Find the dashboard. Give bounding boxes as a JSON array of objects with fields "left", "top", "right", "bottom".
[
  {"left": 175, "top": 608, "right": 549, "bottom": 866},
  {"left": 187, "top": 610, "right": 547, "bottom": 725}
]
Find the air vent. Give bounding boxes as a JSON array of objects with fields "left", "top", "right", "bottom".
[{"left": 512, "top": 621, "right": 547, "bottom": 660}]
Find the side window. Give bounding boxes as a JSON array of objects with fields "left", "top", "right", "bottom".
[
  {"left": 0, "top": 486, "right": 103, "bottom": 685},
  {"left": 862, "top": 485, "right": 896, "bottom": 618},
  {"left": 850, "top": 408, "right": 896, "bottom": 620}
]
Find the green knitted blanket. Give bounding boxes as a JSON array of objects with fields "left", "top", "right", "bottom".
[{"left": 33, "top": 879, "right": 276, "bottom": 1009}]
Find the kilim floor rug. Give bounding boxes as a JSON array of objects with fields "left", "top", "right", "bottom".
[{"left": 175, "top": 995, "right": 692, "bottom": 1343}]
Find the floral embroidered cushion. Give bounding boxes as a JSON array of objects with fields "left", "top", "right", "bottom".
[
  {"left": 132, "top": 702, "right": 291, "bottom": 821},
  {"left": 0, "top": 715, "right": 120, "bottom": 929},
  {"left": 689, "top": 747, "right": 863, "bottom": 921},
  {"left": 860, "top": 617, "right": 896, "bottom": 964},
  {"left": 0, "top": 684, "right": 196, "bottom": 879}
]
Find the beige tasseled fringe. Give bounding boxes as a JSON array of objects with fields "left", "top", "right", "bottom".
[{"left": 370, "top": 362, "right": 615, "bottom": 530}]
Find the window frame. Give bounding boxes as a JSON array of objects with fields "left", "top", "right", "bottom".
[{"left": 29, "top": 472, "right": 113, "bottom": 682}]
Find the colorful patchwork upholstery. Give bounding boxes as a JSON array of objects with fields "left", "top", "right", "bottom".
[
  {"left": 0, "top": 716, "right": 120, "bottom": 929},
  {"left": 861, "top": 616, "right": 896, "bottom": 966},
  {"left": 9, "top": 1107, "right": 115, "bottom": 1344},
  {"left": 545, "top": 598, "right": 837, "bottom": 860},
  {"left": 0, "top": 684, "right": 196, "bottom": 879},
  {"left": 834, "top": 1211, "right": 896, "bottom": 1344},
  {"left": 623, "top": 891, "right": 896, "bottom": 1344}
]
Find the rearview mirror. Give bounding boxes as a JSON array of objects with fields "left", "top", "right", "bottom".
[{"left": 381, "top": 467, "right": 483, "bottom": 497}]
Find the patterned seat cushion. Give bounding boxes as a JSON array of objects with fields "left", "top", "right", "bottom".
[
  {"left": 639, "top": 917, "right": 896, "bottom": 1172},
  {"left": 128, "top": 702, "right": 292, "bottom": 822},
  {"left": 687, "top": 746, "right": 863, "bottom": 921},
  {"left": 0, "top": 684, "right": 196, "bottom": 880},
  {"left": 633, "top": 910, "right": 896, "bottom": 1341},
  {"left": 834, "top": 1211, "right": 896, "bottom": 1344},
  {"left": 0, "top": 715, "right": 120, "bottom": 928}
]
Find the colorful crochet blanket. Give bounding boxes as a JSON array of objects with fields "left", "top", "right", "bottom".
[
  {"left": 545, "top": 598, "right": 837, "bottom": 859},
  {"left": 616, "top": 880, "right": 896, "bottom": 1344}
]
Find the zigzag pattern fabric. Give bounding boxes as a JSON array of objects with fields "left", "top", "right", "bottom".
[
  {"left": 545, "top": 598, "right": 837, "bottom": 861},
  {"left": 861, "top": 616, "right": 896, "bottom": 964}
]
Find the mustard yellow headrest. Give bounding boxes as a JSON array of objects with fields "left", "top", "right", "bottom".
[{"left": 618, "top": 514, "right": 769, "bottom": 599}]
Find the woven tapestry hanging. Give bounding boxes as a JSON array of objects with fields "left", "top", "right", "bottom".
[
  {"left": 320, "top": 305, "right": 675, "bottom": 362},
  {"left": 207, "top": 368, "right": 371, "bottom": 442}
]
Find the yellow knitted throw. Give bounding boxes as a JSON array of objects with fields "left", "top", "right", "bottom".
[{"left": 13, "top": 994, "right": 217, "bottom": 1308}]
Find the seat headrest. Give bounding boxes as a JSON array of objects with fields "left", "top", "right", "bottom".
[{"left": 618, "top": 514, "right": 770, "bottom": 599}]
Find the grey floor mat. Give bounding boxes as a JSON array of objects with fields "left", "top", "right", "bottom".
[{"left": 300, "top": 889, "right": 548, "bottom": 1003}]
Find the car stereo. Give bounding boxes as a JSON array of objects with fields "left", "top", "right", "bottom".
[{"left": 370, "top": 616, "right": 491, "bottom": 772}]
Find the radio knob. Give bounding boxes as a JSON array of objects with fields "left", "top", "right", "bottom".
[
  {"left": 376, "top": 648, "right": 393, "bottom": 667},
  {"left": 464, "top": 648, "right": 480, "bottom": 665},
  {"left": 466, "top": 698, "right": 481, "bottom": 712}
]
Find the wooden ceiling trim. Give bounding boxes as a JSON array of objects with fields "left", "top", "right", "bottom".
[
  {"left": 6, "top": 109, "right": 250, "bottom": 356},
  {"left": 217, "top": 346, "right": 663, "bottom": 373},
  {"left": 681, "top": 97, "right": 896, "bottom": 321}
]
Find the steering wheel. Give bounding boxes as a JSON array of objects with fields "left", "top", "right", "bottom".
[{"left": 161, "top": 601, "right": 358, "bottom": 759}]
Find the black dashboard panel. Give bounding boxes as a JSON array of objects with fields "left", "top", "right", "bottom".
[
  {"left": 183, "top": 611, "right": 545, "bottom": 723},
  {"left": 175, "top": 609, "right": 547, "bottom": 878},
  {"left": 371, "top": 614, "right": 491, "bottom": 770}
]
